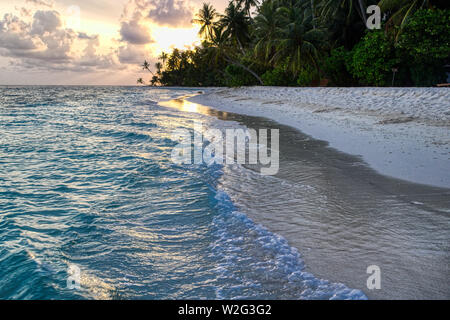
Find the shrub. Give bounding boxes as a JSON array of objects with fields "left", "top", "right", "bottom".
[
  {"left": 296, "top": 66, "right": 317, "bottom": 87},
  {"left": 261, "top": 66, "right": 296, "bottom": 86},
  {"left": 262, "top": 68, "right": 284, "bottom": 86},
  {"left": 324, "top": 47, "right": 356, "bottom": 86},
  {"left": 396, "top": 9, "right": 450, "bottom": 86},
  {"left": 224, "top": 64, "right": 258, "bottom": 87},
  {"left": 348, "top": 30, "right": 399, "bottom": 86},
  {"left": 408, "top": 64, "right": 447, "bottom": 87},
  {"left": 397, "top": 9, "right": 450, "bottom": 64}
]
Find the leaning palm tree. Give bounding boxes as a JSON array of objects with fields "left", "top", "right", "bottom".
[
  {"left": 141, "top": 60, "right": 155, "bottom": 76},
  {"left": 192, "top": 3, "right": 218, "bottom": 42},
  {"left": 274, "top": 6, "right": 326, "bottom": 75},
  {"left": 207, "top": 24, "right": 264, "bottom": 85}
]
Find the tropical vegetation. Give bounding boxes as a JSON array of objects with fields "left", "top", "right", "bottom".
[{"left": 138, "top": 0, "right": 449, "bottom": 87}]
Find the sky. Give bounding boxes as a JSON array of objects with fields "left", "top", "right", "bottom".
[{"left": 0, "top": 0, "right": 228, "bottom": 85}]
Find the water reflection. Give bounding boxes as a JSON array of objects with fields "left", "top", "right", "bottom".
[
  {"left": 160, "top": 96, "right": 450, "bottom": 300},
  {"left": 160, "top": 97, "right": 232, "bottom": 120}
]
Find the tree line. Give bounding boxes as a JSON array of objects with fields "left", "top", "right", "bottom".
[{"left": 137, "top": 0, "right": 449, "bottom": 87}]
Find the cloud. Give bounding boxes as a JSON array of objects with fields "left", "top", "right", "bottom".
[
  {"left": 120, "top": 0, "right": 195, "bottom": 29},
  {"left": 77, "top": 32, "right": 97, "bottom": 40},
  {"left": 77, "top": 36, "right": 121, "bottom": 70},
  {"left": 115, "top": 0, "right": 195, "bottom": 68},
  {"left": 16, "top": 7, "right": 32, "bottom": 17},
  {"left": 120, "top": 19, "right": 153, "bottom": 44},
  {"left": 0, "top": 14, "right": 43, "bottom": 51},
  {"left": 0, "top": 10, "right": 121, "bottom": 72},
  {"left": 0, "top": 11, "right": 74, "bottom": 63},
  {"left": 117, "top": 44, "right": 150, "bottom": 65},
  {"left": 0, "top": 0, "right": 198, "bottom": 80},
  {"left": 25, "top": 0, "right": 54, "bottom": 8},
  {"left": 31, "top": 10, "right": 61, "bottom": 35},
  {"left": 147, "top": 0, "right": 194, "bottom": 27}
]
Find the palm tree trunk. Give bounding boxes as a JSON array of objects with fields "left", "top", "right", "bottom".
[
  {"left": 236, "top": 37, "right": 245, "bottom": 55},
  {"left": 224, "top": 55, "right": 264, "bottom": 85}
]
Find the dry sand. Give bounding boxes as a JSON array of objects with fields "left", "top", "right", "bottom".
[{"left": 189, "top": 87, "right": 450, "bottom": 188}]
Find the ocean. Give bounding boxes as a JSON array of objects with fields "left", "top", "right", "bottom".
[{"left": 0, "top": 86, "right": 366, "bottom": 300}]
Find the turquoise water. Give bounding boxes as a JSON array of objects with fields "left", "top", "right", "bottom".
[{"left": 0, "top": 86, "right": 365, "bottom": 299}]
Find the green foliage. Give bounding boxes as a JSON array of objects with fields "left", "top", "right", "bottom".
[
  {"left": 296, "top": 66, "right": 317, "bottom": 86},
  {"left": 324, "top": 47, "right": 356, "bottom": 86},
  {"left": 408, "top": 64, "right": 447, "bottom": 87},
  {"left": 274, "top": 6, "right": 326, "bottom": 76},
  {"left": 138, "top": 1, "right": 450, "bottom": 88},
  {"left": 378, "top": 0, "right": 440, "bottom": 40},
  {"left": 395, "top": 9, "right": 449, "bottom": 86},
  {"left": 397, "top": 9, "right": 450, "bottom": 64},
  {"left": 348, "top": 30, "right": 399, "bottom": 86},
  {"left": 192, "top": 3, "right": 218, "bottom": 42},
  {"left": 261, "top": 66, "right": 296, "bottom": 86},
  {"left": 224, "top": 64, "right": 258, "bottom": 87},
  {"left": 253, "top": 0, "right": 287, "bottom": 65}
]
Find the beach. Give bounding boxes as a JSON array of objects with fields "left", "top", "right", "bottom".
[
  {"left": 189, "top": 87, "right": 450, "bottom": 188},
  {"left": 0, "top": 86, "right": 371, "bottom": 300},
  {"left": 180, "top": 87, "right": 450, "bottom": 299},
  {"left": 1, "top": 86, "right": 448, "bottom": 300}
]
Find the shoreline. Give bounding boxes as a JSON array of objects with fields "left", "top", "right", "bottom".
[
  {"left": 163, "top": 92, "right": 450, "bottom": 299},
  {"left": 168, "top": 89, "right": 450, "bottom": 299},
  {"left": 188, "top": 87, "right": 450, "bottom": 189}
]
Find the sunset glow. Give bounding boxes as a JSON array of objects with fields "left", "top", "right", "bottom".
[
  {"left": 0, "top": 0, "right": 227, "bottom": 85},
  {"left": 150, "top": 24, "right": 202, "bottom": 56}
]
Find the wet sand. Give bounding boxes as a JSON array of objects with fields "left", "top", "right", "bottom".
[
  {"left": 189, "top": 87, "right": 450, "bottom": 188},
  {"left": 160, "top": 97, "right": 450, "bottom": 300}
]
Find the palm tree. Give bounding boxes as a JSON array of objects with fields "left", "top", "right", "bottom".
[
  {"left": 150, "top": 75, "right": 159, "bottom": 86},
  {"left": 253, "top": 0, "right": 288, "bottom": 65},
  {"left": 158, "top": 52, "right": 169, "bottom": 67},
  {"left": 137, "top": 78, "right": 145, "bottom": 85},
  {"left": 378, "top": 0, "right": 432, "bottom": 40},
  {"left": 318, "top": 0, "right": 368, "bottom": 26},
  {"left": 236, "top": 0, "right": 260, "bottom": 17},
  {"left": 314, "top": 0, "right": 367, "bottom": 48},
  {"left": 155, "top": 62, "right": 163, "bottom": 75},
  {"left": 220, "top": 2, "right": 251, "bottom": 53},
  {"left": 206, "top": 25, "right": 229, "bottom": 63},
  {"left": 206, "top": 24, "right": 264, "bottom": 85},
  {"left": 274, "top": 6, "right": 326, "bottom": 75},
  {"left": 142, "top": 60, "right": 155, "bottom": 76},
  {"left": 192, "top": 3, "right": 218, "bottom": 42},
  {"left": 166, "top": 49, "right": 181, "bottom": 71}
]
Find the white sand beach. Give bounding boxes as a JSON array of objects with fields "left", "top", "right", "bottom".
[{"left": 189, "top": 87, "right": 450, "bottom": 188}]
